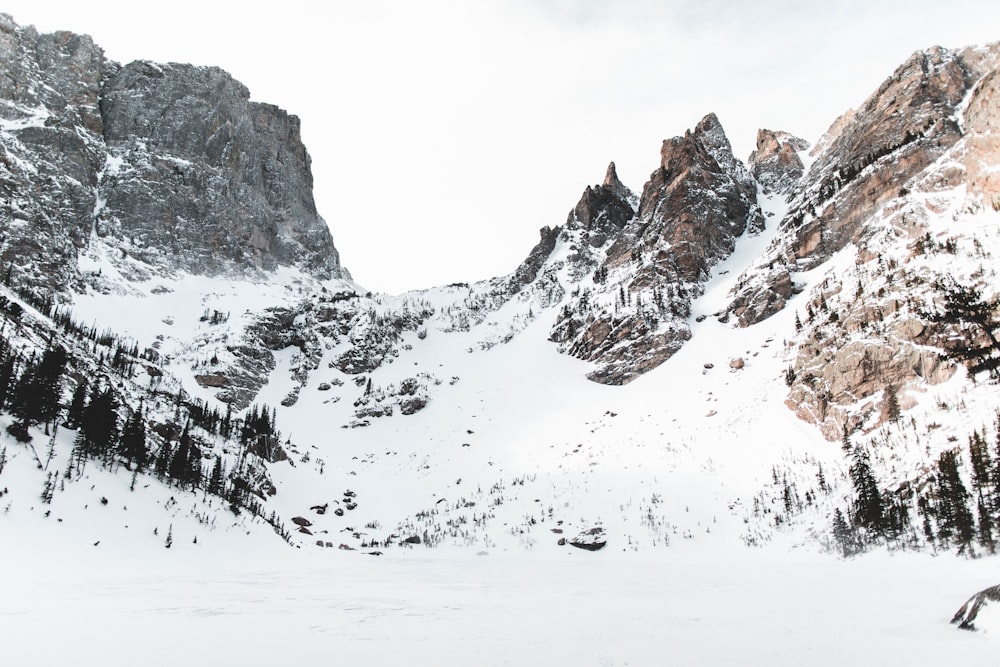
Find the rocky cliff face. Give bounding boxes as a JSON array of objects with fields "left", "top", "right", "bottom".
[
  {"left": 547, "top": 114, "right": 762, "bottom": 384},
  {"left": 98, "top": 61, "right": 342, "bottom": 279},
  {"left": 0, "top": 15, "right": 346, "bottom": 301},
  {"left": 0, "top": 16, "right": 106, "bottom": 296},
  {"left": 728, "top": 45, "right": 1000, "bottom": 328},
  {"left": 5, "top": 13, "right": 1000, "bottom": 561},
  {"left": 196, "top": 113, "right": 766, "bottom": 410},
  {"left": 747, "top": 129, "right": 809, "bottom": 195},
  {"left": 726, "top": 42, "right": 1000, "bottom": 439}
]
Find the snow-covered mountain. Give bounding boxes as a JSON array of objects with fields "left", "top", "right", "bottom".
[{"left": 2, "top": 11, "right": 1000, "bottom": 574}]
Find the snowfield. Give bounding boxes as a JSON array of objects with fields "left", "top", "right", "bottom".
[{"left": 3, "top": 535, "right": 1000, "bottom": 666}]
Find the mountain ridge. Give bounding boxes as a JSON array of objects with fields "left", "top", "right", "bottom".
[{"left": 0, "top": 12, "right": 999, "bottom": 564}]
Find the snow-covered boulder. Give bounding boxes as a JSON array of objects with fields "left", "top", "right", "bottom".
[
  {"left": 569, "top": 526, "right": 607, "bottom": 551},
  {"left": 952, "top": 585, "right": 1000, "bottom": 631}
]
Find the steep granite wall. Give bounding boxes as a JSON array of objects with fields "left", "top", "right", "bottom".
[{"left": 0, "top": 14, "right": 346, "bottom": 301}]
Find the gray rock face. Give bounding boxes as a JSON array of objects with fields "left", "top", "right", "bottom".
[
  {"left": 98, "top": 61, "right": 342, "bottom": 278},
  {"left": 566, "top": 162, "right": 636, "bottom": 248},
  {"left": 0, "top": 14, "right": 346, "bottom": 302},
  {"left": 620, "top": 113, "right": 762, "bottom": 284},
  {"left": 0, "top": 15, "right": 107, "bottom": 297}
]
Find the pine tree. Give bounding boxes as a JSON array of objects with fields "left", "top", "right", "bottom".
[
  {"left": 977, "top": 496, "right": 995, "bottom": 554},
  {"left": 0, "top": 354, "right": 17, "bottom": 409},
  {"left": 937, "top": 448, "right": 976, "bottom": 553},
  {"left": 18, "top": 345, "right": 68, "bottom": 435},
  {"left": 916, "top": 495, "right": 936, "bottom": 546},
  {"left": 990, "top": 413, "right": 1000, "bottom": 518},
  {"left": 187, "top": 439, "right": 202, "bottom": 490},
  {"left": 884, "top": 384, "right": 901, "bottom": 423},
  {"left": 66, "top": 379, "right": 88, "bottom": 429},
  {"left": 207, "top": 456, "right": 226, "bottom": 496},
  {"left": 120, "top": 409, "right": 148, "bottom": 471},
  {"left": 77, "top": 385, "right": 119, "bottom": 460},
  {"left": 816, "top": 463, "right": 829, "bottom": 494},
  {"left": 850, "top": 446, "right": 884, "bottom": 538},
  {"left": 969, "top": 430, "right": 992, "bottom": 509},
  {"left": 841, "top": 424, "right": 852, "bottom": 454},
  {"left": 928, "top": 280, "right": 1000, "bottom": 379},
  {"left": 8, "top": 346, "right": 67, "bottom": 436},
  {"left": 40, "top": 471, "right": 55, "bottom": 504},
  {"left": 154, "top": 440, "right": 172, "bottom": 478},
  {"left": 969, "top": 429, "right": 990, "bottom": 484},
  {"left": 882, "top": 493, "right": 910, "bottom": 544},
  {"left": 168, "top": 424, "right": 192, "bottom": 485},
  {"left": 220, "top": 404, "right": 232, "bottom": 439},
  {"left": 9, "top": 362, "right": 39, "bottom": 435},
  {"left": 832, "top": 508, "right": 853, "bottom": 556}
]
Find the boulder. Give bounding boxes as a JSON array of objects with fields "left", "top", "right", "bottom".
[
  {"left": 569, "top": 526, "right": 607, "bottom": 551},
  {"left": 194, "top": 374, "right": 228, "bottom": 388},
  {"left": 952, "top": 584, "right": 1000, "bottom": 631}
]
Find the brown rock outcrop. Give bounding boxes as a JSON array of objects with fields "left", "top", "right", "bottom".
[
  {"left": 607, "top": 113, "right": 762, "bottom": 283},
  {"left": 748, "top": 129, "right": 809, "bottom": 195},
  {"left": 728, "top": 43, "right": 1000, "bottom": 327},
  {"left": 551, "top": 114, "right": 761, "bottom": 385},
  {"left": 960, "top": 66, "right": 1000, "bottom": 203}
]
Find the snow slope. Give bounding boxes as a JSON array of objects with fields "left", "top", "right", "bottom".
[
  {"left": 33, "top": 182, "right": 995, "bottom": 556},
  {"left": 2, "top": 181, "right": 998, "bottom": 666}
]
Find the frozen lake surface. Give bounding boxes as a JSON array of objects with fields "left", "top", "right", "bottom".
[{"left": 4, "top": 543, "right": 998, "bottom": 666}]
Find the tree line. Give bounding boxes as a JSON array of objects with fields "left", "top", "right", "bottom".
[
  {"left": 0, "top": 297, "right": 290, "bottom": 536},
  {"left": 834, "top": 412, "right": 1000, "bottom": 557}
]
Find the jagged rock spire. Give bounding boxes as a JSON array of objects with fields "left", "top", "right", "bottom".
[
  {"left": 601, "top": 161, "right": 635, "bottom": 205},
  {"left": 603, "top": 161, "right": 622, "bottom": 188},
  {"left": 748, "top": 129, "right": 809, "bottom": 195},
  {"left": 549, "top": 113, "right": 762, "bottom": 386}
]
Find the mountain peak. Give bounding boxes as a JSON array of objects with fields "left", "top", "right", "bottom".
[
  {"left": 694, "top": 111, "right": 722, "bottom": 134},
  {"left": 747, "top": 128, "right": 809, "bottom": 195},
  {"left": 601, "top": 161, "right": 635, "bottom": 205},
  {"left": 603, "top": 161, "right": 622, "bottom": 188}
]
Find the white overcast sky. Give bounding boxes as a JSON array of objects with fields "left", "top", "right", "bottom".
[{"left": 5, "top": 1, "right": 1000, "bottom": 293}]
